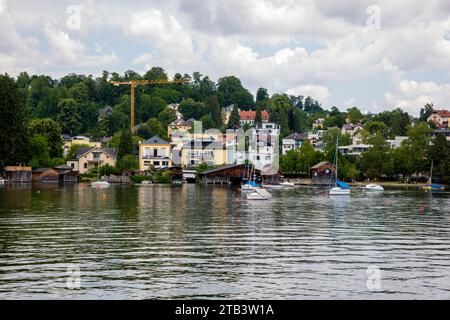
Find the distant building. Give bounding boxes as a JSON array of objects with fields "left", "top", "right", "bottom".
[
  {"left": 167, "top": 103, "right": 183, "bottom": 119},
  {"left": 386, "top": 136, "right": 408, "bottom": 148},
  {"left": 431, "top": 129, "right": 450, "bottom": 141},
  {"left": 246, "top": 122, "right": 280, "bottom": 171},
  {"left": 239, "top": 110, "right": 269, "bottom": 127},
  {"left": 168, "top": 118, "right": 195, "bottom": 138},
  {"left": 67, "top": 147, "right": 117, "bottom": 174},
  {"left": 338, "top": 144, "right": 372, "bottom": 156},
  {"left": 428, "top": 110, "right": 450, "bottom": 128},
  {"left": 342, "top": 123, "right": 363, "bottom": 136},
  {"left": 63, "top": 136, "right": 102, "bottom": 157},
  {"left": 313, "top": 118, "right": 325, "bottom": 129},
  {"left": 282, "top": 133, "right": 309, "bottom": 155},
  {"left": 223, "top": 105, "right": 240, "bottom": 125},
  {"left": 138, "top": 136, "right": 172, "bottom": 171},
  {"left": 98, "top": 105, "right": 113, "bottom": 116}
]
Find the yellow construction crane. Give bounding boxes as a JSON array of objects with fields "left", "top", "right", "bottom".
[{"left": 110, "top": 79, "right": 188, "bottom": 133}]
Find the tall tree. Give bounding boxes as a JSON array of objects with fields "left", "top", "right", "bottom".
[
  {"left": 427, "top": 134, "right": 450, "bottom": 183},
  {"left": 420, "top": 103, "right": 434, "bottom": 122},
  {"left": 0, "top": 75, "right": 30, "bottom": 167},
  {"left": 227, "top": 105, "right": 240, "bottom": 129},
  {"left": 117, "top": 129, "right": 134, "bottom": 159},
  {"left": 57, "top": 98, "right": 82, "bottom": 135}
]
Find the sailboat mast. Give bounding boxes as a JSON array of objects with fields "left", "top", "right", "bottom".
[{"left": 335, "top": 136, "right": 339, "bottom": 186}]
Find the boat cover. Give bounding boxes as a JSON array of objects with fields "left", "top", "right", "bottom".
[{"left": 336, "top": 180, "right": 350, "bottom": 189}]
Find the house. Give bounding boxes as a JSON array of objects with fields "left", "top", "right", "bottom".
[
  {"left": 239, "top": 110, "right": 270, "bottom": 126},
  {"left": 313, "top": 118, "right": 325, "bottom": 129},
  {"left": 32, "top": 168, "right": 59, "bottom": 183},
  {"left": 282, "top": 133, "right": 308, "bottom": 155},
  {"left": 181, "top": 138, "right": 227, "bottom": 168},
  {"left": 338, "top": 144, "right": 371, "bottom": 156},
  {"left": 67, "top": 147, "right": 117, "bottom": 174},
  {"left": 4, "top": 166, "right": 32, "bottom": 183},
  {"left": 63, "top": 136, "right": 102, "bottom": 157},
  {"left": 138, "top": 136, "right": 172, "bottom": 171},
  {"left": 386, "top": 136, "right": 408, "bottom": 148},
  {"left": 428, "top": 110, "right": 450, "bottom": 128},
  {"left": 311, "top": 162, "right": 336, "bottom": 185},
  {"left": 168, "top": 118, "right": 195, "bottom": 138},
  {"left": 342, "top": 123, "right": 363, "bottom": 136},
  {"left": 98, "top": 105, "right": 113, "bottom": 116},
  {"left": 431, "top": 129, "right": 450, "bottom": 141}
]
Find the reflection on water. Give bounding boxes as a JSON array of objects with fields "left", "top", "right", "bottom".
[{"left": 0, "top": 184, "right": 450, "bottom": 299}]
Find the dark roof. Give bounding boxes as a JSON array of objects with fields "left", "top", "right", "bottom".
[
  {"left": 99, "top": 106, "right": 113, "bottom": 115},
  {"left": 76, "top": 147, "right": 117, "bottom": 159},
  {"left": 54, "top": 165, "right": 72, "bottom": 170},
  {"left": 199, "top": 164, "right": 245, "bottom": 175},
  {"left": 32, "top": 168, "right": 55, "bottom": 173},
  {"left": 142, "top": 136, "right": 170, "bottom": 145},
  {"left": 285, "top": 133, "right": 308, "bottom": 141}
]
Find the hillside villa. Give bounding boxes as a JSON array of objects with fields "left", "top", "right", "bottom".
[
  {"left": 67, "top": 147, "right": 117, "bottom": 174},
  {"left": 138, "top": 136, "right": 172, "bottom": 171}
]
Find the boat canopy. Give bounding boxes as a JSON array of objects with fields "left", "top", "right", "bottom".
[
  {"left": 336, "top": 180, "right": 350, "bottom": 189},
  {"left": 430, "top": 184, "right": 443, "bottom": 189}
]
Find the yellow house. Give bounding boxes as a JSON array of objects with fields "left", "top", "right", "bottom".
[
  {"left": 181, "top": 139, "right": 227, "bottom": 168},
  {"left": 139, "top": 136, "right": 172, "bottom": 171},
  {"left": 63, "top": 136, "right": 101, "bottom": 157},
  {"left": 67, "top": 147, "right": 117, "bottom": 174}
]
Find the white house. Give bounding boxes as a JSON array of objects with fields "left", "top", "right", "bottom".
[{"left": 282, "top": 133, "right": 308, "bottom": 155}]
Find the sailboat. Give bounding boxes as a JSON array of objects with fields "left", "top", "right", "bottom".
[
  {"left": 241, "top": 165, "right": 271, "bottom": 200},
  {"left": 422, "top": 161, "right": 444, "bottom": 191},
  {"left": 91, "top": 161, "right": 110, "bottom": 189},
  {"left": 329, "top": 136, "right": 351, "bottom": 196},
  {"left": 241, "top": 165, "right": 261, "bottom": 190}
]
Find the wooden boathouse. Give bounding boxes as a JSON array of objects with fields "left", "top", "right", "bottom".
[
  {"left": 4, "top": 166, "right": 32, "bottom": 183},
  {"left": 199, "top": 164, "right": 280, "bottom": 185},
  {"left": 311, "top": 162, "right": 336, "bottom": 185}
]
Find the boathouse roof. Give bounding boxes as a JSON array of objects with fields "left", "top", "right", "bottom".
[{"left": 142, "top": 136, "right": 170, "bottom": 145}]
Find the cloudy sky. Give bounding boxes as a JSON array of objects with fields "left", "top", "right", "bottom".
[{"left": 2, "top": 0, "right": 450, "bottom": 115}]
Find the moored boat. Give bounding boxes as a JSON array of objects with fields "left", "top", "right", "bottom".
[
  {"left": 362, "top": 183, "right": 384, "bottom": 191},
  {"left": 91, "top": 181, "right": 110, "bottom": 189},
  {"left": 246, "top": 187, "right": 272, "bottom": 200}
]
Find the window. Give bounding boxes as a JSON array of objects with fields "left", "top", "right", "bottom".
[
  {"left": 154, "top": 149, "right": 158, "bottom": 157},
  {"left": 154, "top": 161, "right": 160, "bottom": 166},
  {"left": 84, "top": 163, "right": 88, "bottom": 169},
  {"left": 71, "top": 163, "right": 74, "bottom": 168}
]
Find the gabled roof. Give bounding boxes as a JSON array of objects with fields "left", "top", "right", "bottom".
[
  {"left": 75, "top": 147, "right": 117, "bottom": 159},
  {"left": 99, "top": 105, "right": 113, "bottom": 115},
  {"left": 170, "top": 118, "right": 195, "bottom": 126},
  {"left": 32, "top": 168, "right": 56, "bottom": 173},
  {"left": 311, "top": 161, "right": 333, "bottom": 170},
  {"left": 285, "top": 133, "right": 308, "bottom": 141},
  {"left": 142, "top": 136, "right": 170, "bottom": 145}
]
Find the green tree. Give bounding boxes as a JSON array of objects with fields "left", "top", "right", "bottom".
[
  {"left": 427, "top": 134, "right": 450, "bottom": 183},
  {"left": 117, "top": 129, "right": 134, "bottom": 160},
  {"left": 28, "top": 135, "right": 51, "bottom": 169},
  {"left": 200, "top": 114, "right": 214, "bottom": 130},
  {"left": 206, "top": 95, "right": 223, "bottom": 129},
  {"left": 323, "top": 128, "right": 351, "bottom": 162},
  {"left": 28, "top": 118, "right": 63, "bottom": 158},
  {"left": 57, "top": 98, "right": 82, "bottom": 135},
  {"left": 136, "top": 118, "right": 168, "bottom": 140},
  {"left": 227, "top": 105, "right": 241, "bottom": 129},
  {"left": 179, "top": 98, "right": 207, "bottom": 120},
  {"left": 116, "top": 154, "right": 139, "bottom": 171},
  {"left": 256, "top": 88, "right": 269, "bottom": 107},
  {"left": 158, "top": 108, "right": 177, "bottom": 125},
  {"left": 360, "top": 132, "right": 392, "bottom": 179},
  {"left": 269, "top": 94, "right": 291, "bottom": 137},
  {"left": 0, "top": 75, "right": 30, "bottom": 167},
  {"left": 347, "top": 107, "right": 363, "bottom": 124},
  {"left": 217, "top": 76, "right": 255, "bottom": 109},
  {"left": 419, "top": 103, "right": 434, "bottom": 122},
  {"left": 255, "top": 105, "right": 263, "bottom": 127}
]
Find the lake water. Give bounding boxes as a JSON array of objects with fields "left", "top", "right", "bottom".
[{"left": 0, "top": 183, "right": 449, "bottom": 299}]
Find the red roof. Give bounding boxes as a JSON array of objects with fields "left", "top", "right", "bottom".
[
  {"left": 436, "top": 110, "right": 450, "bottom": 117},
  {"left": 239, "top": 110, "right": 270, "bottom": 121}
]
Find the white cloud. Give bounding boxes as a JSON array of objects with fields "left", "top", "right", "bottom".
[
  {"left": 286, "top": 85, "right": 331, "bottom": 104},
  {"left": 43, "top": 23, "right": 118, "bottom": 67},
  {"left": 385, "top": 79, "right": 450, "bottom": 115}
]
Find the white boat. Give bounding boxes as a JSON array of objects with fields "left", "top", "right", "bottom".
[
  {"left": 0, "top": 178, "right": 5, "bottom": 184},
  {"left": 329, "top": 186, "right": 351, "bottom": 195},
  {"left": 280, "top": 181, "right": 296, "bottom": 187},
  {"left": 246, "top": 188, "right": 272, "bottom": 200},
  {"left": 262, "top": 184, "right": 284, "bottom": 189},
  {"left": 91, "top": 181, "right": 110, "bottom": 189},
  {"left": 142, "top": 180, "right": 153, "bottom": 185},
  {"left": 328, "top": 136, "right": 351, "bottom": 196},
  {"left": 362, "top": 183, "right": 384, "bottom": 191}
]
